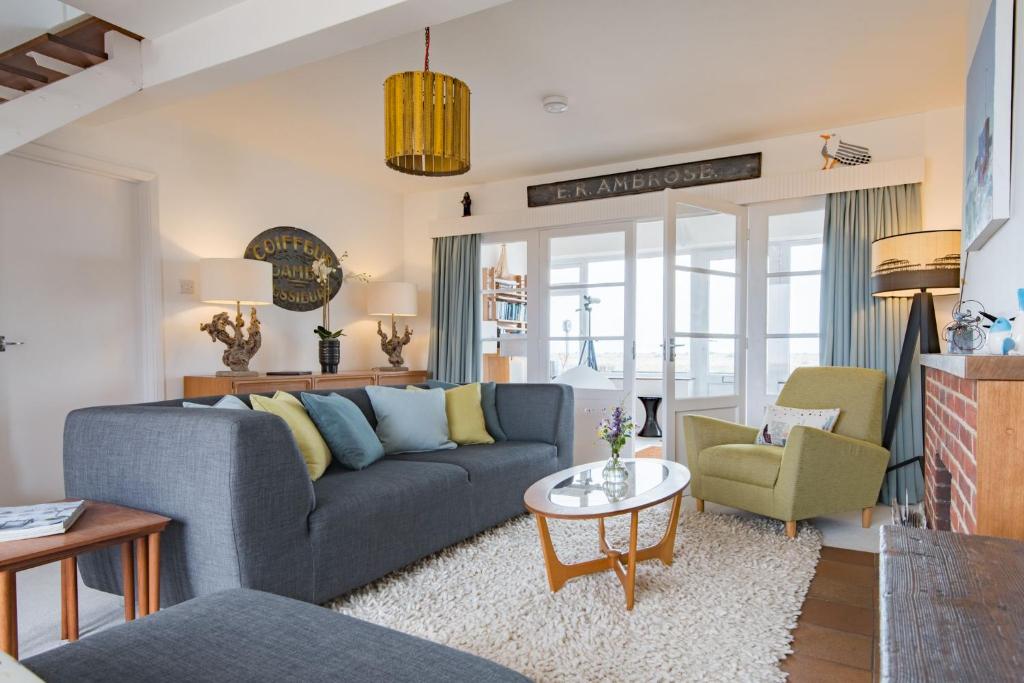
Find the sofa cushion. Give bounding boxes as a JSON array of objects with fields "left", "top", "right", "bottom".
[
  {"left": 22, "top": 588, "right": 527, "bottom": 683},
  {"left": 389, "top": 441, "right": 560, "bottom": 529},
  {"left": 309, "top": 459, "right": 474, "bottom": 602},
  {"left": 700, "top": 444, "right": 784, "bottom": 488},
  {"left": 409, "top": 383, "right": 495, "bottom": 445}
]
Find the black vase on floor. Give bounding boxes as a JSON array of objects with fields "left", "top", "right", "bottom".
[
  {"left": 637, "top": 396, "right": 663, "bottom": 438},
  {"left": 318, "top": 338, "right": 340, "bottom": 374}
]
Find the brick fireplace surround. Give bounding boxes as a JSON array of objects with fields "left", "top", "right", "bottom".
[{"left": 921, "top": 354, "right": 1024, "bottom": 540}]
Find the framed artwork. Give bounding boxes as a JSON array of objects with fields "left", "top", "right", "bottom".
[{"left": 962, "top": 0, "right": 1014, "bottom": 252}]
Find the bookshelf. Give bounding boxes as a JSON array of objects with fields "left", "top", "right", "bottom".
[{"left": 482, "top": 267, "right": 527, "bottom": 333}]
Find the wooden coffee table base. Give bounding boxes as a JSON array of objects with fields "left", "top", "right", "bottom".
[{"left": 532, "top": 492, "right": 683, "bottom": 610}]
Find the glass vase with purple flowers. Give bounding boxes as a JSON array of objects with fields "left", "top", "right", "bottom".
[{"left": 598, "top": 405, "right": 634, "bottom": 483}]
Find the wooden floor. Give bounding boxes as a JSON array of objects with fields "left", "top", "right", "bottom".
[{"left": 782, "top": 546, "right": 880, "bottom": 681}]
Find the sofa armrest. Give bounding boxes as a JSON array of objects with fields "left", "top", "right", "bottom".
[
  {"left": 494, "top": 384, "right": 574, "bottom": 469},
  {"left": 774, "top": 426, "right": 890, "bottom": 521},
  {"left": 63, "top": 406, "right": 316, "bottom": 605}
]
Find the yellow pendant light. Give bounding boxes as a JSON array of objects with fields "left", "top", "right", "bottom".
[{"left": 384, "top": 27, "right": 470, "bottom": 176}]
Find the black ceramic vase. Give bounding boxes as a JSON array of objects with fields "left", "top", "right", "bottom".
[{"left": 318, "top": 338, "right": 340, "bottom": 374}]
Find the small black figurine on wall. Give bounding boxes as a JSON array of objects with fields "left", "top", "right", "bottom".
[{"left": 462, "top": 192, "right": 472, "bottom": 217}]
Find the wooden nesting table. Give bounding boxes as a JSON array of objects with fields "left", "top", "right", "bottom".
[
  {"left": 0, "top": 501, "right": 170, "bottom": 659},
  {"left": 524, "top": 459, "right": 690, "bottom": 610}
]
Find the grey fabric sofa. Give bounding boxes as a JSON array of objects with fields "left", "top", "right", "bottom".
[
  {"left": 23, "top": 588, "right": 529, "bottom": 682},
  {"left": 63, "top": 383, "right": 572, "bottom": 606}
]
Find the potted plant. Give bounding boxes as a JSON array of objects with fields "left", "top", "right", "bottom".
[
  {"left": 598, "top": 405, "right": 634, "bottom": 483},
  {"left": 312, "top": 257, "right": 345, "bottom": 373}
]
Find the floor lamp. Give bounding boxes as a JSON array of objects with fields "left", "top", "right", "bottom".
[{"left": 870, "top": 230, "right": 961, "bottom": 463}]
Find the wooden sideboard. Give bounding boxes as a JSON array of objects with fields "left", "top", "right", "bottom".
[{"left": 183, "top": 370, "right": 430, "bottom": 398}]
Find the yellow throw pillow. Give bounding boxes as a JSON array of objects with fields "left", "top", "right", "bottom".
[
  {"left": 250, "top": 391, "right": 331, "bottom": 480},
  {"left": 407, "top": 383, "right": 494, "bottom": 446}
]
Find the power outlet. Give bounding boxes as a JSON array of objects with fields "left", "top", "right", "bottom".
[{"left": 179, "top": 279, "right": 195, "bottom": 295}]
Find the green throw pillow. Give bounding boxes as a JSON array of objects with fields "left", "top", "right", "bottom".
[
  {"left": 250, "top": 391, "right": 331, "bottom": 480},
  {"left": 300, "top": 392, "right": 384, "bottom": 470}
]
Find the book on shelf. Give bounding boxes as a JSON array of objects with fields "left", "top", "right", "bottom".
[
  {"left": 496, "top": 301, "right": 526, "bottom": 322},
  {"left": 0, "top": 500, "right": 86, "bottom": 542}
]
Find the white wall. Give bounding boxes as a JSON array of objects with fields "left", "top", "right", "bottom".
[
  {"left": 403, "top": 108, "right": 967, "bottom": 369},
  {"left": 34, "top": 114, "right": 406, "bottom": 398},
  {"left": 960, "top": 0, "right": 1024, "bottom": 315}
]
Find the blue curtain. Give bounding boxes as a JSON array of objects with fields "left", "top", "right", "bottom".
[
  {"left": 428, "top": 234, "right": 482, "bottom": 383},
  {"left": 820, "top": 183, "right": 923, "bottom": 504}
]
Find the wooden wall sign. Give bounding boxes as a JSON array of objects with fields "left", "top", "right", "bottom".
[
  {"left": 526, "top": 152, "right": 762, "bottom": 207},
  {"left": 244, "top": 226, "right": 342, "bottom": 312}
]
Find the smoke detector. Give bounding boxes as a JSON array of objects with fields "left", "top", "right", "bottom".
[{"left": 542, "top": 95, "right": 569, "bottom": 114}]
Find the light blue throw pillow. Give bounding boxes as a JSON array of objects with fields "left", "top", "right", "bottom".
[
  {"left": 182, "top": 395, "right": 250, "bottom": 409},
  {"left": 299, "top": 393, "right": 385, "bottom": 470},
  {"left": 365, "top": 385, "right": 456, "bottom": 455}
]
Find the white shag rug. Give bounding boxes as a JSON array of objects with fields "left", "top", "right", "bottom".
[{"left": 328, "top": 508, "right": 821, "bottom": 682}]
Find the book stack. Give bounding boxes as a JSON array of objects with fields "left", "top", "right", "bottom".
[
  {"left": 0, "top": 500, "right": 86, "bottom": 542},
  {"left": 496, "top": 301, "right": 526, "bottom": 323}
]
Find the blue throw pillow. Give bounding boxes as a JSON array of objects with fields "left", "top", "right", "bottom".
[
  {"left": 300, "top": 393, "right": 385, "bottom": 470},
  {"left": 182, "top": 395, "right": 250, "bottom": 409},
  {"left": 479, "top": 382, "right": 507, "bottom": 441},
  {"left": 365, "top": 385, "right": 456, "bottom": 455}
]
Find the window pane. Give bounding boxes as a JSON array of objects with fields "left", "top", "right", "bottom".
[
  {"left": 550, "top": 266, "right": 580, "bottom": 285},
  {"left": 635, "top": 257, "right": 663, "bottom": 377},
  {"left": 676, "top": 208, "right": 736, "bottom": 272},
  {"left": 548, "top": 340, "right": 624, "bottom": 382},
  {"left": 549, "top": 286, "right": 624, "bottom": 338},
  {"left": 549, "top": 232, "right": 625, "bottom": 285},
  {"left": 767, "top": 209, "right": 824, "bottom": 273},
  {"left": 675, "top": 271, "right": 735, "bottom": 335},
  {"left": 767, "top": 337, "right": 820, "bottom": 395},
  {"left": 767, "top": 275, "right": 820, "bottom": 334},
  {"left": 672, "top": 337, "right": 736, "bottom": 398}
]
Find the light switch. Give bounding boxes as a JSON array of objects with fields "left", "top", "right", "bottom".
[{"left": 179, "top": 279, "right": 195, "bottom": 295}]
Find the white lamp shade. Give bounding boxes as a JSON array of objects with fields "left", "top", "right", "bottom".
[
  {"left": 367, "top": 282, "right": 417, "bottom": 316},
  {"left": 199, "top": 258, "right": 273, "bottom": 306}
]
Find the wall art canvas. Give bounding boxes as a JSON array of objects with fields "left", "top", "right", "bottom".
[{"left": 962, "top": 0, "right": 1014, "bottom": 252}]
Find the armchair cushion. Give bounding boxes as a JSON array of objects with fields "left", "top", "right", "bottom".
[{"left": 700, "top": 444, "right": 783, "bottom": 488}]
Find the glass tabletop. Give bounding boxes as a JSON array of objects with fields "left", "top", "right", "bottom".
[{"left": 548, "top": 459, "right": 671, "bottom": 508}]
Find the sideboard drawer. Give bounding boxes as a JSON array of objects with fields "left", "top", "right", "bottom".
[
  {"left": 234, "top": 378, "right": 313, "bottom": 394},
  {"left": 376, "top": 371, "right": 429, "bottom": 386},
  {"left": 313, "top": 374, "right": 377, "bottom": 390}
]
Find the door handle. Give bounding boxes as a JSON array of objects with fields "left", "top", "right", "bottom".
[{"left": 0, "top": 336, "right": 25, "bottom": 352}]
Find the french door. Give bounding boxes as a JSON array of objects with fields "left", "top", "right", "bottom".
[
  {"left": 662, "top": 191, "right": 748, "bottom": 466},
  {"left": 539, "top": 222, "right": 637, "bottom": 463}
]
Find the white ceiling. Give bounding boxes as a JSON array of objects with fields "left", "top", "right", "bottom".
[
  {"left": 0, "top": 1, "right": 83, "bottom": 50},
  {"left": 66, "top": 0, "right": 248, "bottom": 38},
  {"left": 105, "top": 0, "right": 969, "bottom": 192}
]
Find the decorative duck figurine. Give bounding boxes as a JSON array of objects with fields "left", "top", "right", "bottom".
[
  {"left": 986, "top": 317, "right": 1016, "bottom": 355},
  {"left": 820, "top": 133, "right": 872, "bottom": 170}
]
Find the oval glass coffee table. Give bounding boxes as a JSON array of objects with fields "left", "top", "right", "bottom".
[{"left": 523, "top": 458, "right": 690, "bottom": 610}]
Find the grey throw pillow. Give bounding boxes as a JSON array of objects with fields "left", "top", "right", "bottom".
[{"left": 479, "top": 382, "right": 507, "bottom": 441}]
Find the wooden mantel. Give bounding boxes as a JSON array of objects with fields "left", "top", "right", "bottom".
[
  {"left": 920, "top": 353, "right": 1024, "bottom": 380},
  {"left": 921, "top": 353, "right": 1024, "bottom": 540}
]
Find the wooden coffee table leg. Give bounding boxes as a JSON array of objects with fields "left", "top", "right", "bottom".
[
  {"left": 135, "top": 537, "right": 149, "bottom": 616},
  {"left": 60, "top": 561, "right": 68, "bottom": 640},
  {"left": 147, "top": 532, "right": 160, "bottom": 613},
  {"left": 61, "top": 557, "right": 79, "bottom": 641},
  {"left": 121, "top": 541, "right": 135, "bottom": 621},
  {"left": 0, "top": 570, "right": 16, "bottom": 659},
  {"left": 624, "top": 511, "right": 639, "bottom": 610}
]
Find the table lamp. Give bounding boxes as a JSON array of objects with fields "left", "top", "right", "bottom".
[
  {"left": 367, "top": 282, "right": 417, "bottom": 371},
  {"left": 870, "top": 229, "right": 960, "bottom": 451},
  {"left": 198, "top": 258, "right": 273, "bottom": 376}
]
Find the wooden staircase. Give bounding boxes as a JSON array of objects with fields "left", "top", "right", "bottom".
[{"left": 0, "top": 17, "right": 141, "bottom": 104}]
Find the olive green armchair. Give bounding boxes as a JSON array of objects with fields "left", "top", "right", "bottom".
[{"left": 683, "top": 367, "right": 890, "bottom": 538}]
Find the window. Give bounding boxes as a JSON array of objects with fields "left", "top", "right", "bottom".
[
  {"left": 480, "top": 240, "right": 529, "bottom": 383},
  {"left": 747, "top": 197, "right": 825, "bottom": 422},
  {"left": 765, "top": 210, "right": 823, "bottom": 395}
]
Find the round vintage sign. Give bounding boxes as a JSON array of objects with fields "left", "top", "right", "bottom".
[{"left": 244, "top": 226, "right": 343, "bottom": 312}]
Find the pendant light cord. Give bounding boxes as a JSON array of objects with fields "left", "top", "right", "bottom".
[{"left": 424, "top": 27, "right": 430, "bottom": 72}]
